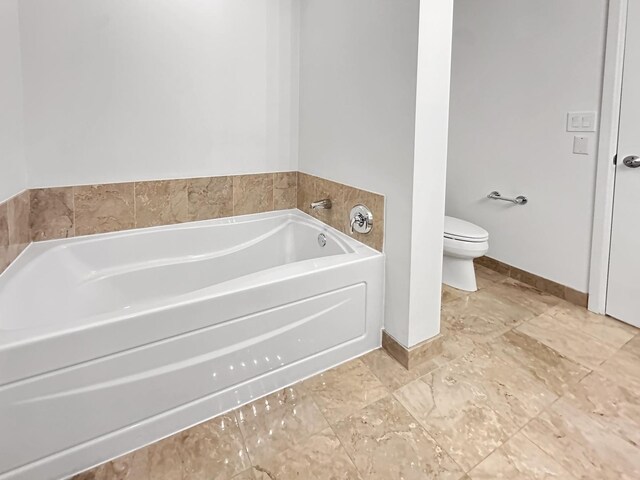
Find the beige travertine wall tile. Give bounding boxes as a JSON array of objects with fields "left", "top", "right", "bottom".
[
  {"left": 296, "top": 172, "right": 316, "bottom": 216},
  {"left": 297, "top": 172, "right": 385, "bottom": 252},
  {"left": 8, "top": 191, "right": 30, "bottom": 252},
  {"left": 233, "top": 174, "right": 274, "bottom": 216},
  {"left": 273, "top": 172, "right": 297, "bottom": 210},
  {"left": 16, "top": 172, "right": 385, "bottom": 256},
  {"left": 313, "top": 176, "right": 347, "bottom": 230},
  {"left": 0, "top": 203, "right": 9, "bottom": 272},
  {"left": 30, "top": 187, "right": 75, "bottom": 241},
  {"left": 187, "top": 176, "right": 233, "bottom": 221},
  {"left": 343, "top": 185, "right": 384, "bottom": 251},
  {"left": 74, "top": 183, "right": 135, "bottom": 236},
  {"left": 135, "top": 179, "right": 188, "bottom": 228},
  {"left": 0, "top": 192, "right": 32, "bottom": 273}
]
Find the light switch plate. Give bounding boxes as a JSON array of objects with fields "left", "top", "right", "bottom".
[
  {"left": 567, "top": 112, "right": 597, "bottom": 132},
  {"left": 573, "top": 136, "right": 589, "bottom": 155}
]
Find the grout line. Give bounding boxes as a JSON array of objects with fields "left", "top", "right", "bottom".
[
  {"left": 71, "top": 185, "right": 76, "bottom": 238},
  {"left": 133, "top": 182, "right": 137, "bottom": 228}
]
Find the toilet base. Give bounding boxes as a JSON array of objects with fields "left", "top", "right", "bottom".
[{"left": 442, "top": 255, "right": 478, "bottom": 292}]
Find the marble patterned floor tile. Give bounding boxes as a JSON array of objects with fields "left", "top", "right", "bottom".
[
  {"left": 236, "top": 388, "right": 328, "bottom": 465},
  {"left": 516, "top": 313, "right": 618, "bottom": 369},
  {"left": 251, "top": 428, "right": 362, "bottom": 480},
  {"left": 468, "top": 432, "right": 575, "bottom": 479},
  {"left": 72, "top": 448, "right": 149, "bottom": 480},
  {"left": 438, "top": 289, "right": 539, "bottom": 364},
  {"left": 76, "top": 413, "right": 250, "bottom": 480},
  {"left": 597, "top": 335, "right": 640, "bottom": 393},
  {"left": 394, "top": 370, "right": 518, "bottom": 472},
  {"left": 522, "top": 397, "right": 640, "bottom": 480},
  {"left": 562, "top": 371, "right": 640, "bottom": 446},
  {"left": 361, "top": 348, "right": 442, "bottom": 391},
  {"left": 474, "top": 265, "right": 508, "bottom": 289},
  {"left": 443, "top": 344, "right": 558, "bottom": 428},
  {"left": 303, "top": 358, "right": 388, "bottom": 424},
  {"left": 486, "top": 278, "right": 560, "bottom": 316},
  {"left": 442, "top": 284, "right": 468, "bottom": 305},
  {"left": 484, "top": 330, "right": 589, "bottom": 396},
  {"left": 148, "top": 434, "right": 184, "bottom": 480},
  {"left": 442, "top": 289, "right": 537, "bottom": 342},
  {"left": 333, "top": 396, "right": 465, "bottom": 480},
  {"left": 231, "top": 469, "right": 257, "bottom": 479},
  {"left": 544, "top": 301, "right": 637, "bottom": 350},
  {"left": 179, "top": 414, "right": 251, "bottom": 480}
]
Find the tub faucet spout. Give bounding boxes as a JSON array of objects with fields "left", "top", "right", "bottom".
[{"left": 310, "top": 199, "right": 332, "bottom": 210}]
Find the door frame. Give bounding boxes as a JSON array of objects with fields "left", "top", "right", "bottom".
[{"left": 588, "top": 0, "right": 630, "bottom": 314}]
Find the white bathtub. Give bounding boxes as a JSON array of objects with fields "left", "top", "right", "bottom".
[{"left": 0, "top": 209, "right": 384, "bottom": 480}]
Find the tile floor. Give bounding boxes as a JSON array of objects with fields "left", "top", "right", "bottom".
[{"left": 75, "top": 265, "right": 640, "bottom": 479}]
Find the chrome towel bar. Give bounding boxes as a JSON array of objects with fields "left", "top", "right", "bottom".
[{"left": 487, "top": 191, "right": 528, "bottom": 205}]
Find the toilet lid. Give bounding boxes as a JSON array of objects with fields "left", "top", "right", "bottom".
[{"left": 444, "top": 216, "right": 489, "bottom": 242}]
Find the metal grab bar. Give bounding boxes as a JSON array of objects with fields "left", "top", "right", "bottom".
[{"left": 487, "top": 191, "right": 528, "bottom": 205}]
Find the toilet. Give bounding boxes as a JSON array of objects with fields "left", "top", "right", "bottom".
[{"left": 442, "top": 216, "right": 489, "bottom": 292}]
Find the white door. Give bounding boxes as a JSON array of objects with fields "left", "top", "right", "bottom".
[{"left": 607, "top": 0, "right": 640, "bottom": 327}]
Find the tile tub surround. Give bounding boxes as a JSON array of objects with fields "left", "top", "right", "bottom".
[
  {"left": 75, "top": 267, "right": 640, "bottom": 480},
  {"left": 0, "top": 172, "right": 384, "bottom": 274},
  {"left": 0, "top": 191, "right": 30, "bottom": 275},
  {"left": 29, "top": 173, "right": 297, "bottom": 242},
  {"left": 476, "top": 255, "right": 589, "bottom": 308},
  {"left": 297, "top": 172, "right": 385, "bottom": 252}
]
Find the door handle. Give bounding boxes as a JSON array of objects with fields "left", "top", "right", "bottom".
[{"left": 623, "top": 155, "right": 640, "bottom": 168}]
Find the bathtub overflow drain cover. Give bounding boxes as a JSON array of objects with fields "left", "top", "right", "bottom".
[{"left": 318, "top": 233, "right": 327, "bottom": 247}]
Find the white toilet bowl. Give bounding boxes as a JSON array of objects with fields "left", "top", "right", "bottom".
[{"left": 442, "top": 216, "right": 489, "bottom": 292}]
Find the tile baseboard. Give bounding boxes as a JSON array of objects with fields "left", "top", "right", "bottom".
[
  {"left": 475, "top": 256, "right": 588, "bottom": 308},
  {"left": 382, "top": 330, "right": 444, "bottom": 370}
]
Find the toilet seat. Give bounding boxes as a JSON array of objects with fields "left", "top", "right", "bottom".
[{"left": 444, "top": 216, "right": 489, "bottom": 243}]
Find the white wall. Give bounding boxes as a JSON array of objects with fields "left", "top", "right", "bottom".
[
  {"left": 446, "top": 0, "right": 608, "bottom": 292},
  {"left": 408, "top": 0, "right": 453, "bottom": 345},
  {"left": 298, "top": 0, "right": 420, "bottom": 346},
  {"left": 299, "top": 0, "right": 453, "bottom": 348},
  {"left": 18, "top": 0, "right": 299, "bottom": 188},
  {"left": 0, "top": 0, "right": 27, "bottom": 202}
]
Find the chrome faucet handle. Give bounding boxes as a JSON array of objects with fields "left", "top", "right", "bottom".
[
  {"left": 349, "top": 205, "right": 373, "bottom": 234},
  {"left": 350, "top": 214, "right": 364, "bottom": 234}
]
